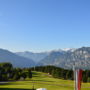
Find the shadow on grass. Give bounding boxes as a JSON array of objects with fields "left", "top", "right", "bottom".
[
  {"left": 0, "top": 88, "right": 35, "bottom": 90},
  {"left": 32, "top": 72, "right": 38, "bottom": 75},
  {"left": 0, "top": 83, "right": 11, "bottom": 85}
]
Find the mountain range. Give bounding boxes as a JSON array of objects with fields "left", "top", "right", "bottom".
[
  {"left": 0, "top": 47, "right": 90, "bottom": 69},
  {"left": 37, "top": 47, "right": 90, "bottom": 69}
]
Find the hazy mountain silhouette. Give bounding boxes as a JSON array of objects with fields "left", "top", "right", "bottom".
[{"left": 0, "top": 49, "right": 35, "bottom": 67}]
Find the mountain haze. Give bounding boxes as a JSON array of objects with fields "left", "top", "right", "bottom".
[{"left": 16, "top": 51, "right": 50, "bottom": 62}]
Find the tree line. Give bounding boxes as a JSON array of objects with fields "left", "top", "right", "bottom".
[
  {"left": 31, "top": 65, "right": 90, "bottom": 83},
  {"left": 1, "top": 63, "right": 90, "bottom": 83},
  {"left": 0, "top": 63, "right": 32, "bottom": 81}
]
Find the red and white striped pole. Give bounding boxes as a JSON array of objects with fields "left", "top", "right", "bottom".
[{"left": 74, "top": 68, "right": 83, "bottom": 90}]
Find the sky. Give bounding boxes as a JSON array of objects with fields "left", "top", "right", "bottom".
[{"left": 0, "top": 0, "right": 90, "bottom": 52}]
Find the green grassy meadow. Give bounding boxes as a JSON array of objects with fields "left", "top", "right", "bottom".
[{"left": 0, "top": 71, "right": 90, "bottom": 90}]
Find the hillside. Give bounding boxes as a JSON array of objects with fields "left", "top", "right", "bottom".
[{"left": 0, "top": 49, "right": 35, "bottom": 67}]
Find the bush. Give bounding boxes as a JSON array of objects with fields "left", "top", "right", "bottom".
[{"left": 87, "top": 77, "right": 90, "bottom": 82}]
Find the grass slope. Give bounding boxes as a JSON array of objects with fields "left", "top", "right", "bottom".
[{"left": 0, "top": 71, "right": 90, "bottom": 90}]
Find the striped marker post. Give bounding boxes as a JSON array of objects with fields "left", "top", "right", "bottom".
[{"left": 74, "top": 68, "right": 83, "bottom": 90}]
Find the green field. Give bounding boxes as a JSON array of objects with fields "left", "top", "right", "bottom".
[{"left": 0, "top": 71, "right": 90, "bottom": 90}]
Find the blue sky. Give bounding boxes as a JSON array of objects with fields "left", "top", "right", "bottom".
[{"left": 0, "top": 0, "right": 90, "bottom": 52}]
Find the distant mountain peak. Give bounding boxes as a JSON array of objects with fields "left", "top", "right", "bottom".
[{"left": 16, "top": 51, "right": 50, "bottom": 62}]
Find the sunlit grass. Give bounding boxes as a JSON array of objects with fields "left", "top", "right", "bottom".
[{"left": 0, "top": 71, "right": 90, "bottom": 90}]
